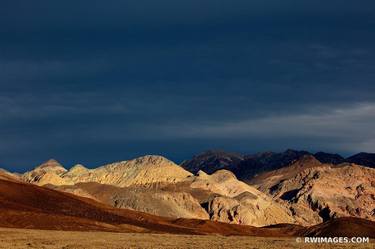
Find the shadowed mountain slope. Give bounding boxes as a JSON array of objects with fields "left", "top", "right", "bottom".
[
  {"left": 303, "top": 217, "right": 375, "bottom": 238},
  {"left": 347, "top": 153, "right": 375, "bottom": 167},
  {"left": 182, "top": 149, "right": 312, "bottom": 180},
  {"left": 181, "top": 150, "right": 244, "bottom": 174},
  {"left": 314, "top": 152, "right": 345, "bottom": 164},
  {"left": 235, "top": 150, "right": 311, "bottom": 180},
  {"left": 182, "top": 150, "right": 375, "bottom": 181}
]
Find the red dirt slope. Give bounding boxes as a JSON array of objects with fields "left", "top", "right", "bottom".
[{"left": 303, "top": 217, "right": 375, "bottom": 238}]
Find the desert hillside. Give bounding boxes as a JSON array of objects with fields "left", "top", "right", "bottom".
[
  {"left": 1, "top": 152, "right": 371, "bottom": 230},
  {"left": 0, "top": 169, "right": 20, "bottom": 182},
  {"left": 41, "top": 160, "right": 295, "bottom": 227},
  {"left": 23, "top": 156, "right": 192, "bottom": 187},
  {"left": 0, "top": 177, "right": 311, "bottom": 237},
  {"left": 250, "top": 155, "right": 375, "bottom": 225},
  {"left": 1, "top": 176, "right": 374, "bottom": 240}
]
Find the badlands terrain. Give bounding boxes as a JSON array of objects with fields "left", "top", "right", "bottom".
[
  {"left": 21, "top": 156, "right": 295, "bottom": 226},
  {"left": 18, "top": 152, "right": 375, "bottom": 227},
  {"left": 0, "top": 149, "right": 374, "bottom": 248}
]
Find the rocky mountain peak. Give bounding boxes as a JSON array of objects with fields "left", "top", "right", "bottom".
[
  {"left": 291, "top": 155, "right": 321, "bottom": 168},
  {"left": 134, "top": 155, "right": 173, "bottom": 165},
  {"left": 33, "top": 159, "right": 67, "bottom": 175},
  {"left": 196, "top": 170, "right": 208, "bottom": 177},
  {"left": 36, "top": 159, "right": 65, "bottom": 170},
  {"left": 181, "top": 150, "right": 244, "bottom": 174},
  {"left": 65, "top": 164, "right": 89, "bottom": 176},
  {"left": 211, "top": 169, "right": 238, "bottom": 181}
]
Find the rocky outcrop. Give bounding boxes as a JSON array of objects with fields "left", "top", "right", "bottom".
[
  {"left": 192, "top": 170, "right": 295, "bottom": 226},
  {"left": 22, "top": 159, "right": 70, "bottom": 186},
  {"left": 37, "top": 163, "right": 295, "bottom": 227},
  {"left": 251, "top": 157, "right": 375, "bottom": 225},
  {"left": 249, "top": 155, "right": 323, "bottom": 193},
  {"left": 21, "top": 153, "right": 375, "bottom": 228},
  {"left": 63, "top": 164, "right": 89, "bottom": 177},
  {"left": 114, "top": 189, "right": 209, "bottom": 220}
]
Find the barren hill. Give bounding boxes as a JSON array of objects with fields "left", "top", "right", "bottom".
[
  {"left": 250, "top": 156, "right": 375, "bottom": 225},
  {"left": 22, "top": 159, "right": 70, "bottom": 186},
  {"left": 1, "top": 177, "right": 374, "bottom": 238},
  {"left": 0, "top": 177, "right": 306, "bottom": 236},
  {"left": 18, "top": 153, "right": 375, "bottom": 229},
  {"left": 50, "top": 182, "right": 210, "bottom": 220},
  {"left": 0, "top": 168, "right": 20, "bottom": 182},
  {"left": 49, "top": 168, "right": 295, "bottom": 227},
  {"left": 23, "top": 156, "right": 192, "bottom": 187},
  {"left": 303, "top": 217, "right": 375, "bottom": 238},
  {"left": 22, "top": 155, "right": 294, "bottom": 227},
  {"left": 190, "top": 170, "right": 295, "bottom": 226}
]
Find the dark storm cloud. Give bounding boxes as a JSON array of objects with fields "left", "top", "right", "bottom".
[
  {"left": 2, "top": 1, "right": 372, "bottom": 30},
  {"left": 0, "top": 1, "right": 375, "bottom": 171}
]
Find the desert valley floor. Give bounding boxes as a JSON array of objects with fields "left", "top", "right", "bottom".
[{"left": 0, "top": 228, "right": 373, "bottom": 249}]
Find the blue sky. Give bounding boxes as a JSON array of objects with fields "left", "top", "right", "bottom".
[{"left": 1, "top": 1, "right": 375, "bottom": 171}]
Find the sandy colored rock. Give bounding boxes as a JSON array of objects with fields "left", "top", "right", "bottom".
[
  {"left": 22, "top": 159, "right": 69, "bottom": 186},
  {"left": 191, "top": 169, "right": 295, "bottom": 226},
  {"left": 0, "top": 177, "right": 314, "bottom": 237},
  {"left": 23, "top": 156, "right": 193, "bottom": 187},
  {"left": 114, "top": 189, "right": 209, "bottom": 220},
  {"left": 63, "top": 164, "right": 89, "bottom": 176},
  {"left": 22, "top": 154, "right": 374, "bottom": 228},
  {"left": 62, "top": 155, "right": 193, "bottom": 187},
  {"left": 251, "top": 156, "right": 375, "bottom": 225},
  {"left": 49, "top": 168, "right": 295, "bottom": 227}
]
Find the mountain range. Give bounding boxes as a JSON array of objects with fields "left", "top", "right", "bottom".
[
  {"left": 20, "top": 156, "right": 294, "bottom": 227},
  {"left": 0, "top": 150, "right": 374, "bottom": 238},
  {"left": 2, "top": 172, "right": 374, "bottom": 238},
  {"left": 181, "top": 149, "right": 375, "bottom": 180}
]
